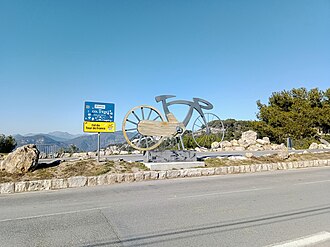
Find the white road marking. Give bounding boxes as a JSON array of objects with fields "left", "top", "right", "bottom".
[
  {"left": 168, "top": 187, "right": 272, "bottom": 200},
  {"left": 0, "top": 206, "right": 112, "bottom": 223},
  {"left": 266, "top": 231, "right": 330, "bottom": 247},
  {"left": 294, "top": 179, "right": 330, "bottom": 186}
]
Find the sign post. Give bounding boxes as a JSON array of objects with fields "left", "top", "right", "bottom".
[{"left": 83, "top": 101, "right": 115, "bottom": 162}]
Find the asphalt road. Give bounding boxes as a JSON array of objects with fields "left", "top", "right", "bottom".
[{"left": 1, "top": 167, "right": 330, "bottom": 246}]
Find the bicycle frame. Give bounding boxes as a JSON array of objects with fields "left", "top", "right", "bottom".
[{"left": 155, "top": 95, "right": 213, "bottom": 132}]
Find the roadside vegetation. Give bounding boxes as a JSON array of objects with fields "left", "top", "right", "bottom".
[
  {"left": 0, "top": 134, "right": 16, "bottom": 153},
  {"left": 204, "top": 152, "right": 330, "bottom": 167},
  {"left": 0, "top": 160, "right": 149, "bottom": 183}
]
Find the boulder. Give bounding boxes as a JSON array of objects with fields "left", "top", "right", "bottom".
[
  {"left": 320, "top": 138, "right": 330, "bottom": 147},
  {"left": 231, "top": 139, "right": 239, "bottom": 146},
  {"left": 277, "top": 151, "right": 289, "bottom": 160},
  {"left": 309, "top": 143, "right": 319, "bottom": 149},
  {"left": 221, "top": 141, "right": 232, "bottom": 148},
  {"left": 241, "top": 130, "right": 257, "bottom": 145},
  {"left": 0, "top": 144, "right": 40, "bottom": 173},
  {"left": 245, "top": 152, "right": 254, "bottom": 158},
  {"left": 262, "top": 137, "right": 271, "bottom": 144},
  {"left": 211, "top": 142, "right": 220, "bottom": 149}
]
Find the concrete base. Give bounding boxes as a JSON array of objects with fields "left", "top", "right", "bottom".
[
  {"left": 145, "top": 150, "right": 197, "bottom": 163},
  {"left": 144, "top": 161, "right": 205, "bottom": 171}
]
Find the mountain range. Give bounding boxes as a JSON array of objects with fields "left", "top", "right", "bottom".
[{"left": 14, "top": 131, "right": 128, "bottom": 152}]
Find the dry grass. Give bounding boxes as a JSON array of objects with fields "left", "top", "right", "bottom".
[
  {"left": 0, "top": 159, "right": 149, "bottom": 183},
  {"left": 204, "top": 151, "right": 330, "bottom": 167}
]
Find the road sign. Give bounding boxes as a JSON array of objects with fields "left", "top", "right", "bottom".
[
  {"left": 84, "top": 101, "right": 115, "bottom": 122},
  {"left": 83, "top": 121, "right": 116, "bottom": 133}
]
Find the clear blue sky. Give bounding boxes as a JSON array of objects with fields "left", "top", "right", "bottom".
[{"left": 1, "top": 0, "right": 329, "bottom": 135}]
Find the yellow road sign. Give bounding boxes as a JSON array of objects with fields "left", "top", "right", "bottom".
[{"left": 83, "top": 121, "right": 116, "bottom": 133}]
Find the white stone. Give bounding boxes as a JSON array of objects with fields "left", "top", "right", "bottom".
[
  {"left": 245, "top": 152, "right": 254, "bottom": 158},
  {"left": 166, "top": 170, "right": 181, "bottom": 178},
  {"left": 232, "top": 146, "right": 245, "bottom": 151},
  {"left": 309, "top": 143, "right": 319, "bottom": 149},
  {"left": 134, "top": 172, "right": 144, "bottom": 181},
  {"left": 241, "top": 130, "right": 257, "bottom": 145},
  {"left": 67, "top": 176, "right": 87, "bottom": 187},
  {"left": 106, "top": 174, "right": 117, "bottom": 184},
  {"left": 15, "top": 181, "right": 28, "bottom": 193},
  {"left": 87, "top": 176, "right": 98, "bottom": 186},
  {"left": 27, "top": 180, "right": 51, "bottom": 191},
  {"left": 124, "top": 173, "right": 134, "bottom": 182},
  {"left": 231, "top": 139, "right": 239, "bottom": 146},
  {"left": 0, "top": 182, "right": 15, "bottom": 194},
  {"left": 221, "top": 141, "right": 232, "bottom": 148},
  {"left": 211, "top": 142, "right": 220, "bottom": 149},
  {"left": 228, "top": 156, "right": 247, "bottom": 160},
  {"left": 51, "top": 179, "right": 68, "bottom": 189}
]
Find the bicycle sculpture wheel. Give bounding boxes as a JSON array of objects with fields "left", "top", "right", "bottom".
[{"left": 122, "top": 95, "right": 225, "bottom": 151}]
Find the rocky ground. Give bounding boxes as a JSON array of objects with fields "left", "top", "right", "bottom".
[{"left": 1, "top": 150, "right": 330, "bottom": 184}]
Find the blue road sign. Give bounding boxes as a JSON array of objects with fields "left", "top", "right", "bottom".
[{"left": 84, "top": 101, "right": 115, "bottom": 122}]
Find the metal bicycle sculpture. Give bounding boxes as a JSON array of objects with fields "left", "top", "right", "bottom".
[{"left": 122, "top": 95, "right": 225, "bottom": 151}]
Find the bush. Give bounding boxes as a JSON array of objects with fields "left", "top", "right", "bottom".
[{"left": 0, "top": 134, "right": 17, "bottom": 153}]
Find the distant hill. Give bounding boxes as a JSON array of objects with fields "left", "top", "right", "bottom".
[
  {"left": 14, "top": 131, "right": 129, "bottom": 152},
  {"left": 65, "top": 132, "right": 128, "bottom": 152},
  {"left": 47, "top": 131, "right": 84, "bottom": 141},
  {"left": 14, "top": 134, "right": 67, "bottom": 149}
]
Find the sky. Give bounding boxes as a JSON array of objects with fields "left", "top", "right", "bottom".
[{"left": 0, "top": 0, "right": 329, "bottom": 135}]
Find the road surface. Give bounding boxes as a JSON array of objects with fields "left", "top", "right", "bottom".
[{"left": 1, "top": 166, "right": 330, "bottom": 246}]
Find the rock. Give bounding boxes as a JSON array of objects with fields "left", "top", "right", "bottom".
[
  {"left": 277, "top": 151, "right": 289, "bottom": 160},
  {"left": 228, "top": 156, "right": 247, "bottom": 160},
  {"left": 241, "top": 130, "right": 257, "bottom": 145},
  {"left": 231, "top": 139, "right": 239, "bottom": 146},
  {"left": 232, "top": 146, "right": 245, "bottom": 151},
  {"left": 320, "top": 138, "right": 330, "bottom": 146},
  {"left": 67, "top": 176, "right": 87, "bottom": 187},
  {"left": 318, "top": 144, "right": 329, "bottom": 149},
  {"left": 271, "top": 143, "right": 287, "bottom": 151},
  {"left": 247, "top": 145, "right": 261, "bottom": 151},
  {"left": 221, "top": 141, "right": 232, "bottom": 148},
  {"left": 211, "top": 142, "right": 220, "bottom": 149},
  {"left": 0, "top": 144, "right": 40, "bottom": 173},
  {"left": 262, "top": 137, "right": 271, "bottom": 144},
  {"left": 309, "top": 143, "right": 319, "bottom": 149},
  {"left": 0, "top": 182, "right": 15, "bottom": 194},
  {"left": 245, "top": 152, "right": 254, "bottom": 158}
]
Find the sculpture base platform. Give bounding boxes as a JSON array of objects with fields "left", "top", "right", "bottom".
[
  {"left": 144, "top": 161, "right": 205, "bottom": 171},
  {"left": 145, "top": 150, "right": 197, "bottom": 163}
]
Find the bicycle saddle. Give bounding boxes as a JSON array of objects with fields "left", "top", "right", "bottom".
[{"left": 155, "top": 95, "right": 176, "bottom": 103}]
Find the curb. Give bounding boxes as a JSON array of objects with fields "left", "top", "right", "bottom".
[{"left": 1, "top": 159, "right": 330, "bottom": 194}]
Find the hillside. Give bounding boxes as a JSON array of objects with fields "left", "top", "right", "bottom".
[{"left": 14, "top": 131, "right": 128, "bottom": 152}]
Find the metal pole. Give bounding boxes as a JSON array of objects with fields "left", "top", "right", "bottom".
[{"left": 97, "top": 132, "right": 100, "bottom": 162}]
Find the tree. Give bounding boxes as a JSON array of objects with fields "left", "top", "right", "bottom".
[
  {"left": 0, "top": 134, "right": 17, "bottom": 153},
  {"left": 254, "top": 87, "right": 330, "bottom": 147}
]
